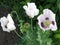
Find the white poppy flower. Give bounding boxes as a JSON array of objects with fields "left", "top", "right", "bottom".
[
  {"left": 0, "top": 14, "right": 16, "bottom": 32},
  {"left": 23, "top": 2, "right": 39, "bottom": 18},
  {"left": 37, "top": 9, "right": 57, "bottom": 31}
]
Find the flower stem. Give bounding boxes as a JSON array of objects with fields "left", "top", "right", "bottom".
[
  {"left": 14, "top": 30, "right": 23, "bottom": 39},
  {"left": 31, "top": 18, "right": 33, "bottom": 31},
  {"left": 11, "top": 11, "right": 23, "bottom": 39},
  {"left": 11, "top": 11, "right": 20, "bottom": 22}
]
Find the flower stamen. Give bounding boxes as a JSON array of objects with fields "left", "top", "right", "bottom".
[{"left": 45, "top": 20, "right": 51, "bottom": 26}]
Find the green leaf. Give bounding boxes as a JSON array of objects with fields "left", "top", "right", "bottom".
[{"left": 54, "top": 34, "right": 60, "bottom": 38}]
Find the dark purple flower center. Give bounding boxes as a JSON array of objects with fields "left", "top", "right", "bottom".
[
  {"left": 41, "top": 22, "right": 45, "bottom": 28},
  {"left": 52, "top": 21, "right": 55, "bottom": 25},
  {"left": 45, "top": 17, "right": 49, "bottom": 20}
]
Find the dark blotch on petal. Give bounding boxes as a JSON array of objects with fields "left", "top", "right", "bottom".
[
  {"left": 45, "top": 17, "right": 49, "bottom": 20},
  {"left": 41, "top": 22, "right": 45, "bottom": 28},
  {"left": 52, "top": 21, "right": 55, "bottom": 25},
  {"left": 5, "top": 25, "right": 7, "bottom": 28}
]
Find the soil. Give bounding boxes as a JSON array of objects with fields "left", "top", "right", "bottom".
[{"left": 0, "top": 6, "right": 19, "bottom": 45}]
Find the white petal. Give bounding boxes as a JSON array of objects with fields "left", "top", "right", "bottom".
[
  {"left": 50, "top": 22, "right": 57, "bottom": 31},
  {"left": 7, "top": 14, "right": 14, "bottom": 24},
  {"left": 27, "top": 2, "right": 36, "bottom": 9},
  {"left": 7, "top": 23, "right": 16, "bottom": 31},
  {"left": 43, "top": 9, "right": 54, "bottom": 15},
  {"left": 37, "top": 14, "right": 45, "bottom": 22},
  {"left": 37, "top": 15, "right": 45, "bottom": 31},
  {"left": 0, "top": 16, "right": 8, "bottom": 27},
  {"left": 23, "top": 5, "right": 27, "bottom": 10},
  {"left": 34, "top": 9, "right": 39, "bottom": 16},
  {"left": 26, "top": 10, "right": 34, "bottom": 18},
  {"left": 43, "top": 9, "right": 55, "bottom": 21},
  {"left": 38, "top": 22, "right": 45, "bottom": 31},
  {"left": 2, "top": 27, "right": 10, "bottom": 32}
]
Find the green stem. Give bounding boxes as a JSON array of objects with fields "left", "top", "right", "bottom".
[
  {"left": 11, "top": 11, "right": 23, "bottom": 39},
  {"left": 14, "top": 30, "right": 23, "bottom": 39},
  {"left": 11, "top": 11, "right": 20, "bottom": 22},
  {"left": 31, "top": 18, "right": 33, "bottom": 31}
]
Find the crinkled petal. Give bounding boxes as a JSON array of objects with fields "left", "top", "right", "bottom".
[
  {"left": 37, "top": 14, "right": 45, "bottom": 22},
  {"left": 0, "top": 16, "right": 8, "bottom": 27},
  {"left": 50, "top": 22, "right": 57, "bottom": 31},
  {"left": 34, "top": 9, "right": 39, "bottom": 16},
  {"left": 23, "top": 5, "right": 27, "bottom": 10},
  {"left": 43, "top": 9, "right": 55, "bottom": 21},
  {"left": 26, "top": 10, "right": 34, "bottom": 18},
  {"left": 7, "top": 23, "right": 16, "bottom": 31},
  {"left": 27, "top": 2, "right": 36, "bottom": 9},
  {"left": 43, "top": 9, "right": 55, "bottom": 16},
  {"left": 2, "top": 27, "right": 10, "bottom": 32},
  {"left": 37, "top": 15, "right": 48, "bottom": 31},
  {"left": 7, "top": 14, "right": 14, "bottom": 24}
]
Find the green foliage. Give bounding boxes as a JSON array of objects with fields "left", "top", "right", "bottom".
[
  {"left": 25, "top": 29, "right": 39, "bottom": 45},
  {"left": 26, "top": 0, "right": 31, "bottom": 2},
  {"left": 46, "top": 0, "right": 56, "bottom": 3},
  {"left": 37, "top": 25, "right": 52, "bottom": 45},
  {"left": 57, "top": 0, "right": 60, "bottom": 10}
]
